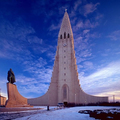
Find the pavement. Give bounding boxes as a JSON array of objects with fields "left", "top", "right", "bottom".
[{"left": 0, "top": 107, "right": 42, "bottom": 112}]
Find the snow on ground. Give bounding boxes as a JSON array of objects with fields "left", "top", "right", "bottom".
[{"left": 14, "top": 106, "right": 120, "bottom": 120}]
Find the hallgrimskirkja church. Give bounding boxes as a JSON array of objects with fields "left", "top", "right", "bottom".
[{"left": 27, "top": 11, "right": 108, "bottom": 106}]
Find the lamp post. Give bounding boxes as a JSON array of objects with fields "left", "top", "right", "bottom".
[
  {"left": 47, "top": 93, "right": 49, "bottom": 111},
  {"left": 75, "top": 93, "right": 76, "bottom": 106},
  {"left": 0, "top": 88, "right": 1, "bottom": 96}
]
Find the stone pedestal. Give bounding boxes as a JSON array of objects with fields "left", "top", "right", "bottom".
[{"left": 5, "top": 82, "right": 31, "bottom": 107}]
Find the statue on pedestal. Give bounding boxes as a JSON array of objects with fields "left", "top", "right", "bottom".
[
  {"left": 7, "top": 68, "right": 16, "bottom": 84},
  {"left": 6, "top": 68, "right": 32, "bottom": 107}
]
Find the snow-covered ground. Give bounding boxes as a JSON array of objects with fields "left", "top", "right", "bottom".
[{"left": 14, "top": 106, "right": 120, "bottom": 120}]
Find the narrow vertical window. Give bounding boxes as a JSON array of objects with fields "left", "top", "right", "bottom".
[
  {"left": 60, "top": 35, "right": 62, "bottom": 39},
  {"left": 68, "top": 33, "right": 69, "bottom": 38},
  {"left": 64, "top": 32, "right": 66, "bottom": 39},
  {"left": 63, "top": 86, "right": 67, "bottom": 99}
]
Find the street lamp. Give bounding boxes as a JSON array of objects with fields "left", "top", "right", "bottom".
[
  {"left": 0, "top": 88, "right": 1, "bottom": 96},
  {"left": 75, "top": 93, "right": 76, "bottom": 106}
]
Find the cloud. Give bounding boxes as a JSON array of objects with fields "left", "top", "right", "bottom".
[
  {"left": 79, "top": 61, "right": 120, "bottom": 99},
  {"left": 108, "top": 30, "right": 120, "bottom": 40},
  {"left": 95, "top": 13, "right": 103, "bottom": 20},
  {"left": 0, "top": 15, "right": 49, "bottom": 61},
  {"left": 82, "top": 3, "right": 100, "bottom": 16},
  {"left": 70, "top": 1, "right": 100, "bottom": 18},
  {"left": 73, "top": 19, "right": 99, "bottom": 32},
  {"left": 81, "top": 61, "right": 120, "bottom": 83},
  {"left": 0, "top": 78, "right": 7, "bottom": 98},
  {"left": 88, "top": 83, "right": 120, "bottom": 102},
  {"left": 0, "top": 16, "right": 38, "bottom": 60},
  {"left": 47, "top": 52, "right": 56, "bottom": 61},
  {"left": 83, "top": 29, "right": 90, "bottom": 35},
  {"left": 84, "top": 19, "right": 99, "bottom": 28},
  {"left": 0, "top": 14, "right": 56, "bottom": 98},
  {"left": 23, "top": 57, "right": 47, "bottom": 70},
  {"left": 49, "top": 24, "right": 61, "bottom": 31},
  {"left": 0, "top": 17, "right": 35, "bottom": 41},
  {"left": 0, "top": 14, "right": 55, "bottom": 98},
  {"left": 116, "top": 52, "right": 120, "bottom": 55},
  {"left": 74, "top": 30, "right": 95, "bottom": 64},
  {"left": 17, "top": 81, "right": 49, "bottom": 98},
  {"left": 27, "top": 35, "right": 43, "bottom": 45},
  {"left": 70, "top": 2, "right": 102, "bottom": 66},
  {"left": 16, "top": 64, "right": 53, "bottom": 98},
  {"left": 96, "top": 90, "right": 120, "bottom": 102},
  {"left": 74, "top": 0, "right": 82, "bottom": 11},
  {"left": 83, "top": 61, "right": 93, "bottom": 69},
  {"left": 0, "top": 38, "right": 32, "bottom": 62},
  {"left": 22, "top": 56, "right": 53, "bottom": 83}
]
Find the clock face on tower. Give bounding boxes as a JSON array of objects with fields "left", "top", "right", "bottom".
[{"left": 63, "top": 43, "right": 67, "bottom": 47}]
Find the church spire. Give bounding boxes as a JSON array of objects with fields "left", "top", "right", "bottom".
[{"left": 58, "top": 10, "right": 73, "bottom": 38}]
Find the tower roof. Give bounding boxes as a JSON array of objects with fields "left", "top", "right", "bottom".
[{"left": 58, "top": 10, "right": 73, "bottom": 37}]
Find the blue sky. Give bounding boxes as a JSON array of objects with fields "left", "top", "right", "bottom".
[{"left": 0, "top": 0, "right": 120, "bottom": 102}]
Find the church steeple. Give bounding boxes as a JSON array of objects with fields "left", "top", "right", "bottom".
[
  {"left": 28, "top": 10, "right": 108, "bottom": 106},
  {"left": 58, "top": 10, "right": 73, "bottom": 38}
]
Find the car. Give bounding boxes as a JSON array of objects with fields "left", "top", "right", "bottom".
[{"left": 57, "top": 103, "right": 64, "bottom": 107}]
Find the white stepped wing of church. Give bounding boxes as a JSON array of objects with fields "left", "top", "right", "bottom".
[{"left": 28, "top": 11, "right": 108, "bottom": 106}]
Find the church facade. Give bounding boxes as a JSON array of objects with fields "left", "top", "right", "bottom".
[{"left": 28, "top": 11, "right": 108, "bottom": 106}]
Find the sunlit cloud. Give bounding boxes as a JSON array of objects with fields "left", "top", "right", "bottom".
[
  {"left": 95, "top": 91, "right": 120, "bottom": 102},
  {"left": 81, "top": 61, "right": 120, "bottom": 82},
  {"left": 79, "top": 61, "right": 120, "bottom": 88},
  {"left": 79, "top": 61, "right": 120, "bottom": 101}
]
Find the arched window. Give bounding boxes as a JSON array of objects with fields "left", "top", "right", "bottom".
[
  {"left": 63, "top": 86, "right": 67, "bottom": 99},
  {"left": 68, "top": 33, "right": 69, "bottom": 38},
  {"left": 62, "top": 84, "right": 69, "bottom": 100},
  {"left": 60, "top": 35, "right": 62, "bottom": 39},
  {"left": 64, "top": 32, "right": 66, "bottom": 39}
]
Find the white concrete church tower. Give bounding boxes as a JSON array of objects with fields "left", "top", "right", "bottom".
[
  {"left": 57, "top": 10, "right": 80, "bottom": 104},
  {"left": 28, "top": 11, "right": 108, "bottom": 106}
]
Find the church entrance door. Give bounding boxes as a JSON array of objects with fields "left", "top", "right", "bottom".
[
  {"left": 62, "top": 84, "right": 69, "bottom": 104},
  {"left": 64, "top": 102, "right": 67, "bottom": 107}
]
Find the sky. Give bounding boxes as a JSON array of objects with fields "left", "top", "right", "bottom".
[{"left": 0, "top": 0, "right": 120, "bottom": 102}]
